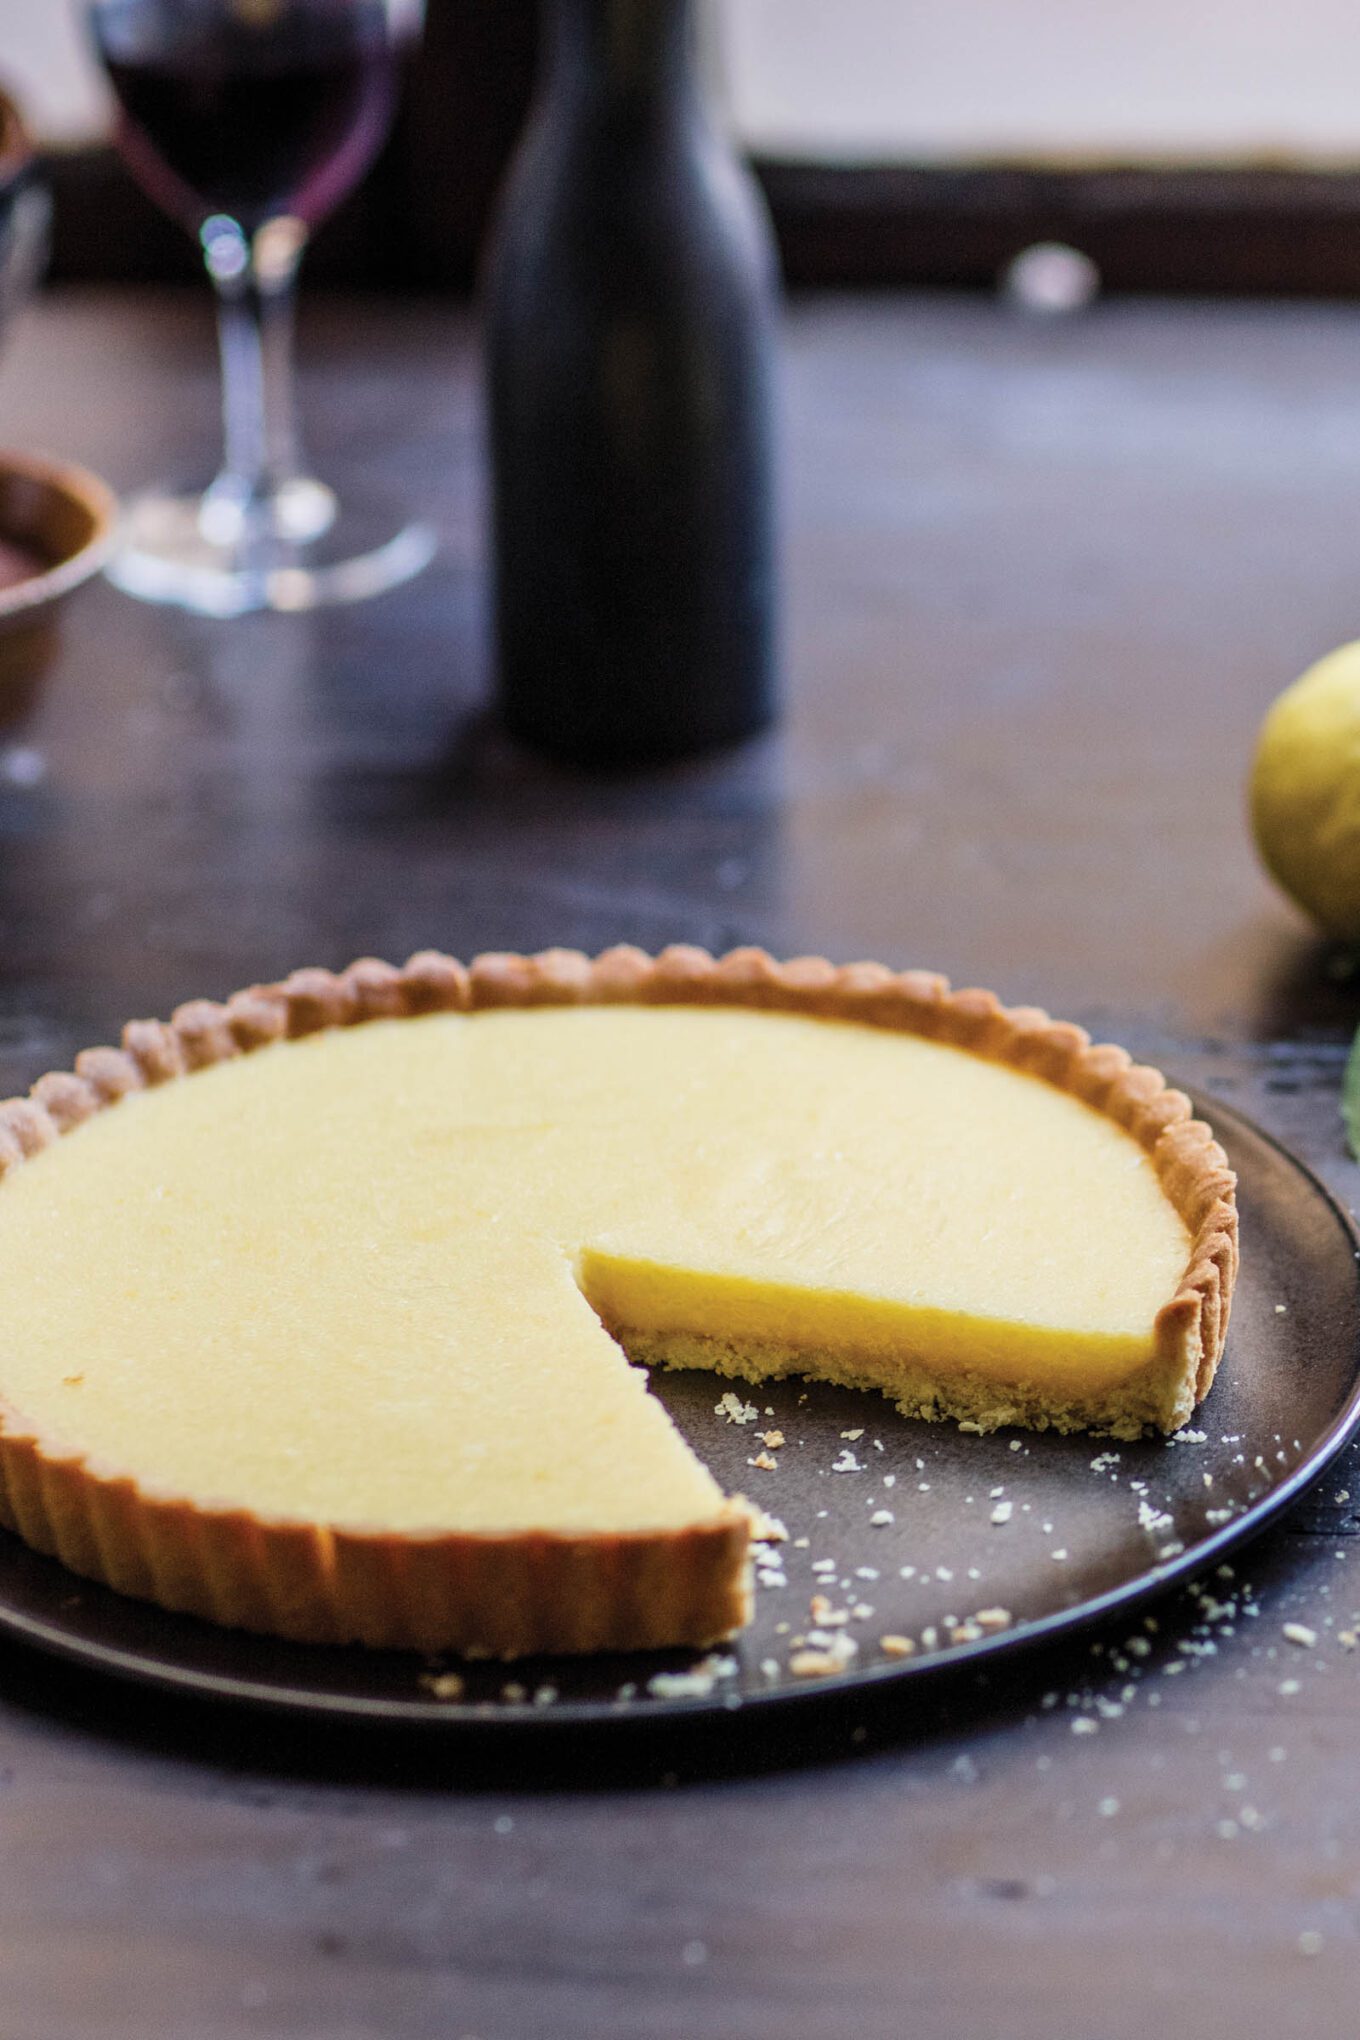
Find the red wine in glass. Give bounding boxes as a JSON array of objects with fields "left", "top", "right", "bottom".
[
  {"left": 89, "top": 0, "right": 431, "bottom": 616},
  {"left": 96, "top": 4, "right": 401, "bottom": 234}
]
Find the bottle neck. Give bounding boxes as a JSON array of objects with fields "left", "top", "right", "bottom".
[{"left": 541, "top": 0, "right": 697, "bottom": 107}]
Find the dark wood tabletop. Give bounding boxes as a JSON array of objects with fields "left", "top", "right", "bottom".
[{"left": 1, "top": 284, "right": 1358, "bottom": 2040}]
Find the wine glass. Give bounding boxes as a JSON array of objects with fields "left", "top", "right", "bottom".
[{"left": 89, "top": 0, "right": 432, "bottom": 616}]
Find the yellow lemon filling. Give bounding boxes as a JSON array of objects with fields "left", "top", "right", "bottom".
[{"left": 0, "top": 1003, "right": 1190, "bottom": 1537}]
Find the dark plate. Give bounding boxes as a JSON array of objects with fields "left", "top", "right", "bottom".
[{"left": 0, "top": 1093, "right": 1355, "bottom": 1730}]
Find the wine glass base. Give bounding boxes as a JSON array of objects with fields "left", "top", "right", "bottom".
[{"left": 105, "top": 484, "right": 438, "bottom": 616}]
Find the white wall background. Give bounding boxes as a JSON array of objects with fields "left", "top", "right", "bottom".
[
  {"left": 716, "top": 0, "right": 1360, "bottom": 163},
  {"left": 6, "top": 0, "right": 1360, "bottom": 164},
  {"left": 0, "top": 1, "right": 108, "bottom": 143}
]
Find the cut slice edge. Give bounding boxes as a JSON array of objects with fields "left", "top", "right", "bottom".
[
  {"left": 581, "top": 1250, "right": 1203, "bottom": 1441},
  {"left": 0, "top": 945, "right": 1238, "bottom": 1656}
]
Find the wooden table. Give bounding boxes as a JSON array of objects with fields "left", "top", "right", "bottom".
[{"left": 0, "top": 286, "right": 1358, "bottom": 2039}]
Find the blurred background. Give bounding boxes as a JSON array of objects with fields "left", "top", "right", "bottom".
[
  {"left": 0, "top": 0, "right": 1358, "bottom": 1026},
  {"left": 14, "top": 0, "right": 1360, "bottom": 294}
]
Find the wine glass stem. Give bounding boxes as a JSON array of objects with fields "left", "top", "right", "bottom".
[{"left": 202, "top": 216, "right": 328, "bottom": 548}]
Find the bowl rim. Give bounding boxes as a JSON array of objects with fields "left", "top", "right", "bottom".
[{"left": 0, "top": 450, "right": 119, "bottom": 621}]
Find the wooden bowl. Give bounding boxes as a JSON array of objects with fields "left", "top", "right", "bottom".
[{"left": 0, "top": 452, "right": 117, "bottom": 709}]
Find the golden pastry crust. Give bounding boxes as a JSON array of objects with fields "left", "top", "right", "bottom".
[{"left": 0, "top": 947, "right": 1237, "bottom": 1655}]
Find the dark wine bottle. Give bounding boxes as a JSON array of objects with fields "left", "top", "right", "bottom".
[{"left": 483, "top": 0, "right": 779, "bottom": 767}]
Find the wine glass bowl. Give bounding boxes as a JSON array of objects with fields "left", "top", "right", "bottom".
[
  {"left": 89, "top": 0, "right": 431, "bottom": 616},
  {"left": 97, "top": 0, "right": 411, "bottom": 235}
]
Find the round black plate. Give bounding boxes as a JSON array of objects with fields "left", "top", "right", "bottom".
[{"left": 0, "top": 1094, "right": 1355, "bottom": 1729}]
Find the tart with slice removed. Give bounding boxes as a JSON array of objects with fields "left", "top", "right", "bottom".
[{"left": 0, "top": 948, "right": 1236, "bottom": 1656}]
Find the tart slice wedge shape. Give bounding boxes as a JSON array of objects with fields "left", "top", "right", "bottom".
[{"left": 0, "top": 947, "right": 1236, "bottom": 1655}]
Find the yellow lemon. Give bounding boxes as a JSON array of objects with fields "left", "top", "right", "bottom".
[{"left": 1250, "top": 640, "right": 1360, "bottom": 940}]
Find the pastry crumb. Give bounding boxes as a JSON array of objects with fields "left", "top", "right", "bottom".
[
  {"left": 809, "top": 1593, "right": 850, "bottom": 1626},
  {"left": 788, "top": 1650, "right": 838, "bottom": 1677},
  {"left": 990, "top": 1501, "right": 1014, "bottom": 1525},
  {"left": 747, "top": 1450, "right": 778, "bottom": 1471},
  {"left": 715, "top": 1391, "right": 758, "bottom": 1425},
  {"left": 648, "top": 1653, "right": 737, "bottom": 1700},
  {"left": 1282, "top": 1622, "right": 1317, "bottom": 1648},
  {"left": 879, "top": 1634, "right": 914, "bottom": 1657},
  {"left": 789, "top": 1633, "right": 858, "bottom": 1677}
]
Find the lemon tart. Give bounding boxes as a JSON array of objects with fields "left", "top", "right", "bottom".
[{"left": 0, "top": 947, "right": 1236, "bottom": 1656}]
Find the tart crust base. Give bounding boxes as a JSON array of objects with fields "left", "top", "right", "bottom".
[
  {"left": 0, "top": 946, "right": 1238, "bottom": 1655},
  {"left": 624, "top": 1328, "right": 1201, "bottom": 1444}
]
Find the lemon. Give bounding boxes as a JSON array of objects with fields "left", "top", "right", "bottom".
[{"left": 1250, "top": 640, "right": 1360, "bottom": 940}]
